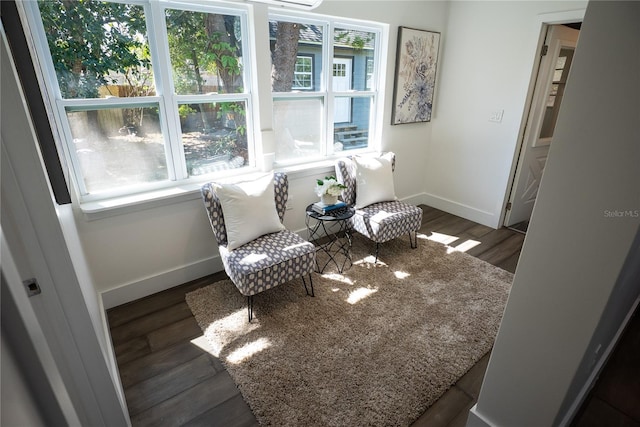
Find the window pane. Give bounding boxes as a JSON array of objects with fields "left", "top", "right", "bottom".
[
  {"left": 540, "top": 49, "right": 574, "bottom": 139},
  {"left": 66, "top": 106, "right": 167, "bottom": 193},
  {"left": 270, "top": 21, "right": 323, "bottom": 92},
  {"left": 365, "top": 57, "right": 374, "bottom": 90},
  {"left": 556, "top": 56, "right": 567, "bottom": 69},
  {"left": 166, "top": 9, "right": 244, "bottom": 95},
  {"left": 333, "top": 97, "right": 371, "bottom": 152},
  {"left": 38, "top": 0, "right": 154, "bottom": 99},
  {"left": 293, "top": 56, "right": 313, "bottom": 90},
  {"left": 179, "top": 102, "right": 248, "bottom": 176},
  {"left": 273, "top": 98, "right": 323, "bottom": 162},
  {"left": 553, "top": 69, "right": 563, "bottom": 82},
  {"left": 334, "top": 28, "right": 376, "bottom": 92}
]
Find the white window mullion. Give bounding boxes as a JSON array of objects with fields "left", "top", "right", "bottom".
[
  {"left": 147, "top": 1, "right": 186, "bottom": 181},
  {"left": 324, "top": 22, "right": 335, "bottom": 157},
  {"left": 372, "top": 26, "right": 387, "bottom": 149},
  {"left": 243, "top": 95, "right": 256, "bottom": 168},
  {"left": 238, "top": 7, "right": 256, "bottom": 169},
  {"left": 174, "top": 93, "right": 252, "bottom": 104}
]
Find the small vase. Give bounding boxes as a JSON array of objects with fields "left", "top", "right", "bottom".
[{"left": 321, "top": 193, "right": 338, "bottom": 206}]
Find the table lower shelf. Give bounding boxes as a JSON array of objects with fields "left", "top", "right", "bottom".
[{"left": 311, "top": 232, "right": 353, "bottom": 273}]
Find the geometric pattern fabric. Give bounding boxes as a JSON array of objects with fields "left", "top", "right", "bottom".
[{"left": 335, "top": 153, "right": 423, "bottom": 248}]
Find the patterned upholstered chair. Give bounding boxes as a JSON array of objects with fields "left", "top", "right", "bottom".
[
  {"left": 335, "top": 153, "right": 422, "bottom": 261},
  {"left": 201, "top": 173, "right": 316, "bottom": 321}
]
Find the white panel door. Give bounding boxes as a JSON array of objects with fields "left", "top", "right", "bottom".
[
  {"left": 333, "top": 57, "right": 352, "bottom": 123},
  {"left": 506, "top": 25, "right": 579, "bottom": 226}
]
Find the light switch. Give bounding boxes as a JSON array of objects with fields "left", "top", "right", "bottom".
[{"left": 489, "top": 109, "right": 504, "bottom": 123}]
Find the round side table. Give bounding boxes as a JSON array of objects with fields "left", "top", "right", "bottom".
[{"left": 305, "top": 204, "right": 355, "bottom": 273}]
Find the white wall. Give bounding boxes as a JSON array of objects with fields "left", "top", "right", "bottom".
[
  {"left": 1, "top": 334, "right": 47, "bottom": 427},
  {"left": 468, "top": 1, "right": 640, "bottom": 425},
  {"left": 429, "top": 1, "right": 587, "bottom": 227}
]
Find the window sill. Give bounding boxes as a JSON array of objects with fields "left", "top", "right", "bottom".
[
  {"left": 79, "top": 160, "right": 339, "bottom": 221},
  {"left": 80, "top": 183, "right": 206, "bottom": 221}
]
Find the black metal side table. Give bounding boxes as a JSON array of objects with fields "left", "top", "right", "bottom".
[{"left": 305, "top": 204, "right": 355, "bottom": 273}]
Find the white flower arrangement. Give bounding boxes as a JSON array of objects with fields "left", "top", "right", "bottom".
[{"left": 314, "top": 176, "right": 346, "bottom": 197}]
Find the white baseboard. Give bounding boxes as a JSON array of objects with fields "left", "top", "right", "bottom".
[
  {"left": 100, "top": 256, "right": 223, "bottom": 309},
  {"left": 422, "top": 193, "right": 499, "bottom": 228},
  {"left": 401, "top": 192, "right": 428, "bottom": 208}
]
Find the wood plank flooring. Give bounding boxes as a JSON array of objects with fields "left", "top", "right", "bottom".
[
  {"left": 571, "top": 305, "right": 640, "bottom": 427},
  {"left": 107, "top": 206, "right": 524, "bottom": 426}
]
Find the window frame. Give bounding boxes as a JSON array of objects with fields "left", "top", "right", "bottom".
[
  {"left": 23, "top": 0, "right": 256, "bottom": 203},
  {"left": 270, "top": 11, "right": 384, "bottom": 166},
  {"left": 292, "top": 55, "right": 314, "bottom": 90},
  {"left": 19, "top": 1, "right": 387, "bottom": 208}
]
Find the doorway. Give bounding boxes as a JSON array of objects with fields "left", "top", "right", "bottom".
[{"left": 504, "top": 23, "right": 580, "bottom": 232}]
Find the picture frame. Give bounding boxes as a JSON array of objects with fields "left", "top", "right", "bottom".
[{"left": 391, "top": 26, "right": 441, "bottom": 125}]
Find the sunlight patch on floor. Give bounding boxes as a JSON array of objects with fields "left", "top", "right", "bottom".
[
  {"left": 200, "top": 309, "right": 260, "bottom": 356},
  {"left": 427, "top": 232, "right": 459, "bottom": 245},
  {"left": 394, "top": 270, "right": 410, "bottom": 279},
  {"left": 417, "top": 231, "right": 481, "bottom": 254},
  {"left": 353, "top": 255, "right": 387, "bottom": 266},
  {"left": 346, "top": 287, "right": 378, "bottom": 304},
  {"left": 447, "top": 239, "right": 481, "bottom": 254},
  {"left": 190, "top": 335, "right": 214, "bottom": 354},
  {"left": 226, "top": 338, "right": 272, "bottom": 364},
  {"left": 323, "top": 273, "right": 354, "bottom": 285}
]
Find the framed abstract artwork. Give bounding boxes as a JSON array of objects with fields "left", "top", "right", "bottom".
[{"left": 391, "top": 27, "right": 441, "bottom": 125}]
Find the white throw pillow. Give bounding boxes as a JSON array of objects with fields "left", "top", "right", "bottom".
[
  {"left": 213, "top": 174, "right": 285, "bottom": 250},
  {"left": 354, "top": 153, "right": 397, "bottom": 209}
]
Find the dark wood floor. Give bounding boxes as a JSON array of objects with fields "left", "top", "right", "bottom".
[
  {"left": 571, "top": 305, "right": 640, "bottom": 427},
  {"left": 107, "top": 205, "right": 632, "bottom": 426}
]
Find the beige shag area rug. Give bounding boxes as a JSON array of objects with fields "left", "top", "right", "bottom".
[{"left": 186, "top": 231, "right": 513, "bottom": 426}]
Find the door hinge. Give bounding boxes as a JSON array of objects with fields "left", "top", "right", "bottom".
[
  {"left": 541, "top": 45, "right": 548, "bottom": 56},
  {"left": 506, "top": 202, "right": 512, "bottom": 211}
]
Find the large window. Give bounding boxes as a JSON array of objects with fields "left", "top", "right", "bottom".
[
  {"left": 270, "top": 16, "right": 381, "bottom": 165},
  {"left": 30, "top": 0, "right": 252, "bottom": 199},
  {"left": 24, "top": 1, "right": 384, "bottom": 202}
]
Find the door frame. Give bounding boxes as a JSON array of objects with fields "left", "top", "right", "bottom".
[
  {"left": 499, "top": 9, "right": 585, "bottom": 228},
  {"left": 1, "top": 24, "right": 130, "bottom": 426},
  {"left": 505, "top": 24, "right": 579, "bottom": 227}
]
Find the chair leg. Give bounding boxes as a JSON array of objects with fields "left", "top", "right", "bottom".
[
  {"left": 247, "top": 295, "right": 253, "bottom": 322},
  {"left": 409, "top": 231, "right": 418, "bottom": 249},
  {"left": 374, "top": 242, "right": 380, "bottom": 263},
  {"left": 302, "top": 274, "right": 315, "bottom": 297}
]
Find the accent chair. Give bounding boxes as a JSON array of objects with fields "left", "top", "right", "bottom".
[
  {"left": 335, "top": 152, "right": 423, "bottom": 261},
  {"left": 201, "top": 172, "right": 316, "bottom": 321}
]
